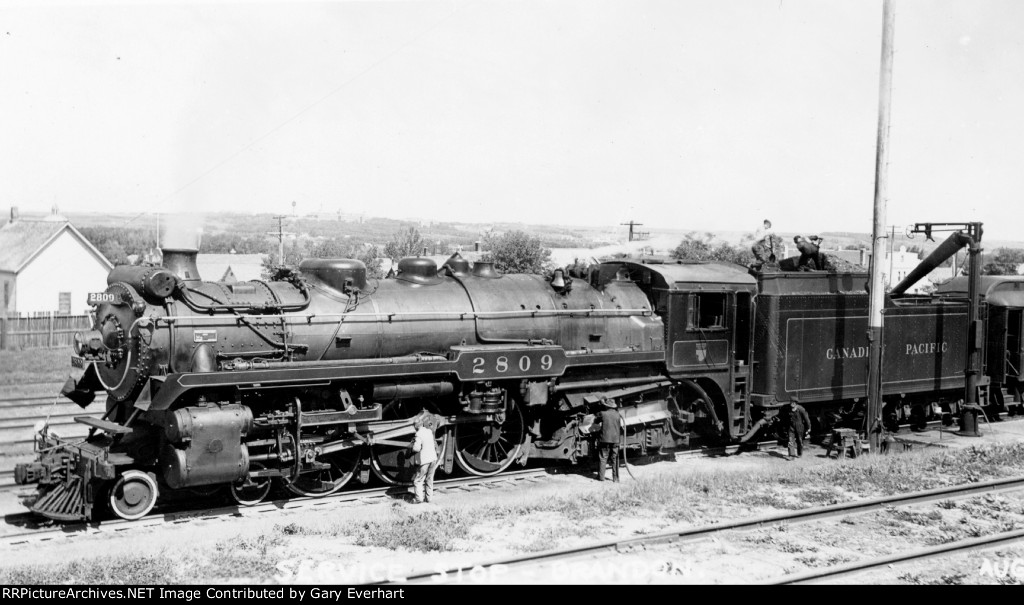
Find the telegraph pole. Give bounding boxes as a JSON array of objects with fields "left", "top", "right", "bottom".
[
  {"left": 621, "top": 221, "right": 649, "bottom": 242},
  {"left": 866, "top": 0, "right": 896, "bottom": 452},
  {"left": 267, "top": 215, "right": 293, "bottom": 266}
]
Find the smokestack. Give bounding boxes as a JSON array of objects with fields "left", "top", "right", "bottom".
[{"left": 162, "top": 248, "right": 201, "bottom": 281}]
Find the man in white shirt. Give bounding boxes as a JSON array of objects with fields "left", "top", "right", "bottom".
[
  {"left": 751, "top": 219, "right": 779, "bottom": 269},
  {"left": 411, "top": 415, "right": 439, "bottom": 504}
]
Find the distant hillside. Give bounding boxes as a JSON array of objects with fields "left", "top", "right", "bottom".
[
  {"left": 59, "top": 212, "right": 616, "bottom": 251},
  {"left": 6, "top": 210, "right": 1021, "bottom": 267}
]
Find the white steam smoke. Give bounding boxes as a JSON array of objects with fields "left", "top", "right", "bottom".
[{"left": 161, "top": 213, "right": 204, "bottom": 250}]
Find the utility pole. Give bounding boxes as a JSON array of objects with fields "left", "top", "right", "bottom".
[
  {"left": 866, "top": 0, "right": 896, "bottom": 453},
  {"left": 267, "top": 215, "right": 293, "bottom": 266},
  {"left": 888, "top": 225, "right": 895, "bottom": 287},
  {"left": 620, "top": 221, "right": 649, "bottom": 242},
  {"left": 885, "top": 224, "right": 906, "bottom": 287}
]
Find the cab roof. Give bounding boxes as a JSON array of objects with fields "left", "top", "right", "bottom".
[
  {"left": 937, "top": 275, "right": 1024, "bottom": 307},
  {"left": 597, "top": 259, "right": 756, "bottom": 290}
]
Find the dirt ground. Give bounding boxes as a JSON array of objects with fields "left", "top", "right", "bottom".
[{"left": 2, "top": 419, "right": 1024, "bottom": 585}]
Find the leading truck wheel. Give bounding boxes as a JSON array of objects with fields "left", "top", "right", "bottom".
[
  {"left": 454, "top": 399, "right": 525, "bottom": 476},
  {"left": 109, "top": 470, "right": 159, "bottom": 520}
]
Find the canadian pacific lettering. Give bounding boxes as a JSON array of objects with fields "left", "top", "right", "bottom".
[
  {"left": 825, "top": 342, "right": 948, "bottom": 360},
  {"left": 825, "top": 347, "right": 869, "bottom": 360},
  {"left": 906, "top": 342, "right": 949, "bottom": 355}
]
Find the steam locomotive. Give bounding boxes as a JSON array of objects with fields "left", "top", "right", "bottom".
[{"left": 15, "top": 227, "right": 1024, "bottom": 521}]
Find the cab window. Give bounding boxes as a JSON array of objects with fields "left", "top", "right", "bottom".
[{"left": 688, "top": 293, "right": 727, "bottom": 330}]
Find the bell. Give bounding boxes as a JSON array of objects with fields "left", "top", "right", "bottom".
[{"left": 550, "top": 269, "right": 566, "bottom": 291}]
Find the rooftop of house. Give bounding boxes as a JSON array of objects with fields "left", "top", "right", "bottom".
[
  {"left": 195, "top": 253, "right": 267, "bottom": 282},
  {"left": 0, "top": 213, "right": 111, "bottom": 273}
]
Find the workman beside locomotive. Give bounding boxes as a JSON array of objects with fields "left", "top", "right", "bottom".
[
  {"left": 595, "top": 399, "right": 623, "bottom": 482},
  {"left": 410, "top": 414, "right": 440, "bottom": 504},
  {"left": 785, "top": 400, "right": 812, "bottom": 459}
]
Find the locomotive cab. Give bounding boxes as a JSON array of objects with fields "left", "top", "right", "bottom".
[{"left": 594, "top": 260, "right": 757, "bottom": 440}]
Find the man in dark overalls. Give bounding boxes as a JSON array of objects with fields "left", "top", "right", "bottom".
[
  {"left": 794, "top": 235, "right": 825, "bottom": 271},
  {"left": 786, "top": 400, "right": 812, "bottom": 459},
  {"left": 597, "top": 400, "right": 622, "bottom": 482}
]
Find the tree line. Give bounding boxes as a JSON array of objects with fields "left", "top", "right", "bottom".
[
  {"left": 79, "top": 225, "right": 555, "bottom": 279},
  {"left": 75, "top": 225, "right": 1024, "bottom": 279},
  {"left": 668, "top": 230, "right": 1024, "bottom": 277}
]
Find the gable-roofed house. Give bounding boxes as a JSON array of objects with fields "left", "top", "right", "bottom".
[
  {"left": 0, "top": 208, "right": 113, "bottom": 316},
  {"left": 195, "top": 253, "right": 267, "bottom": 284}
]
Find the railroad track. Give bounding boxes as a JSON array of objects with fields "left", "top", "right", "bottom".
[
  {"left": 387, "top": 475, "right": 1024, "bottom": 585},
  {"left": 0, "top": 395, "right": 108, "bottom": 409},
  {"left": 0, "top": 468, "right": 554, "bottom": 547},
  {"left": 770, "top": 528, "right": 1024, "bottom": 584},
  {"left": 0, "top": 442, "right": 782, "bottom": 546}
]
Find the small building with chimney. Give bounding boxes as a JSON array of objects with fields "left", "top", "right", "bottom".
[{"left": 0, "top": 207, "right": 113, "bottom": 316}]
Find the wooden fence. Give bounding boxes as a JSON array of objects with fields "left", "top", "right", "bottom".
[{"left": 0, "top": 313, "right": 92, "bottom": 350}]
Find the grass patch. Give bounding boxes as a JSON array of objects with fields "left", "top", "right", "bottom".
[
  {"left": 795, "top": 485, "right": 843, "bottom": 506},
  {"left": 518, "top": 523, "right": 595, "bottom": 552},
  {"left": 0, "top": 554, "right": 181, "bottom": 584},
  {"left": 199, "top": 534, "right": 286, "bottom": 580},
  {"left": 795, "top": 553, "right": 853, "bottom": 567},
  {"left": 887, "top": 507, "right": 943, "bottom": 526},
  {"left": 0, "top": 348, "right": 75, "bottom": 386},
  {"left": 923, "top": 520, "right": 986, "bottom": 545},
  {"left": 281, "top": 508, "right": 482, "bottom": 552},
  {"left": 278, "top": 522, "right": 318, "bottom": 536},
  {"left": 347, "top": 509, "right": 478, "bottom": 551}
]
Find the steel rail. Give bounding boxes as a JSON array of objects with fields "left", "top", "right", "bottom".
[
  {"left": 387, "top": 475, "right": 1024, "bottom": 584},
  {"left": 0, "top": 397, "right": 106, "bottom": 410},
  {"left": 0, "top": 414, "right": 98, "bottom": 430},
  {"left": 770, "top": 528, "right": 1024, "bottom": 584}
]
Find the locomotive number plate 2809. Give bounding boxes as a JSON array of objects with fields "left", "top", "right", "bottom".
[
  {"left": 451, "top": 346, "right": 567, "bottom": 381},
  {"left": 87, "top": 292, "right": 118, "bottom": 305}
]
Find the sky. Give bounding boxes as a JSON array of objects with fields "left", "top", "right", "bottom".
[{"left": 1, "top": 0, "right": 1022, "bottom": 241}]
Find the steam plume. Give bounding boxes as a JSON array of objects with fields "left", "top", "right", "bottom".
[{"left": 162, "top": 213, "right": 204, "bottom": 251}]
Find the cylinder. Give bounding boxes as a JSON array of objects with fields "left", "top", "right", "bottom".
[
  {"left": 161, "top": 404, "right": 253, "bottom": 489},
  {"left": 162, "top": 443, "right": 249, "bottom": 489},
  {"left": 165, "top": 405, "right": 253, "bottom": 443}
]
